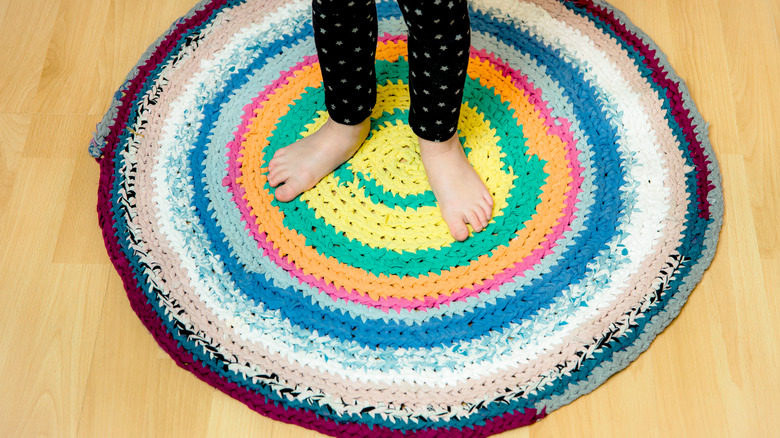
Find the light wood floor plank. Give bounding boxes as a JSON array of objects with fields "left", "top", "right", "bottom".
[
  {"left": 76, "top": 273, "right": 216, "bottom": 438},
  {"left": 0, "top": 157, "right": 108, "bottom": 436},
  {"left": 53, "top": 149, "right": 110, "bottom": 265},
  {"left": 0, "top": 158, "right": 73, "bottom": 275},
  {"left": 708, "top": 154, "right": 777, "bottom": 437},
  {"left": 717, "top": 0, "right": 780, "bottom": 259},
  {"left": 30, "top": 0, "right": 111, "bottom": 115},
  {"left": 0, "top": 113, "right": 32, "bottom": 220},
  {"left": 93, "top": 0, "right": 201, "bottom": 114},
  {"left": 0, "top": 0, "right": 62, "bottom": 113},
  {"left": 22, "top": 114, "right": 101, "bottom": 159},
  {"left": 0, "top": 264, "right": 111, "bottom": 437}
]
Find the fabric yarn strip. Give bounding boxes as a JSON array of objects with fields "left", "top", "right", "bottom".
[{"left": 90, "top": 0, "right": 723, "bottom": 436}]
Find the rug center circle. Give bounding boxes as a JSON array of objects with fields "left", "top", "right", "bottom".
[
  {"left": 232, "top": 37, "right": 583, "bottom": 295},
  {"left": 249, "top": 57, "right": 549, "bottom": 256},
  {"left": 353, "top": 117, "right": 430, "bottom": 198}
]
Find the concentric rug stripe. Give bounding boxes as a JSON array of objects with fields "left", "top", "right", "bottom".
[{"left": 91, "top": 0, "right": 723, "bottom": 436}]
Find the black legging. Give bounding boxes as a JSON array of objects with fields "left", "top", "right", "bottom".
[{"left": 312, "top": 0, "right": 471, "bottom": 142}]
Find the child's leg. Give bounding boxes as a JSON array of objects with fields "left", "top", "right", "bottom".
[
  {"left": 399, "top": 0, "right": 470, "bottom": 141},
  {"left": 313, "top": 0, "right": 377, "bottom": 125},
  {"left": 398, "top": 0, "right": 493, "bottom": 241},
  {"left": 267, "top": 0, "right": 378, "bottom": 202}
]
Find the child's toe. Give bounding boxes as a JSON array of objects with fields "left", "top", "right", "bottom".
[
  {"left": 444, "top": 213, "right": 469, "bottom": 241},
  {"left": 466, "top": 210, "right": 484, "bottom": 233},
  {"left": 275, "top": 179, "right": 305, "bottom": 203}
]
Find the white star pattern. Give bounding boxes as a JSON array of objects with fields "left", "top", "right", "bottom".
[{"left": 316, "top": 2, "right": 470, "bottom": 133}]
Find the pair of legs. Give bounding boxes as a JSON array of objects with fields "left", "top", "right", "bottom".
[{"left": 267, "top": 0, "right": 493, "bottom": 241}]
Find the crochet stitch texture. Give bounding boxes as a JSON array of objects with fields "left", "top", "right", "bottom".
[{"left": 90, "top": 0, "right": 723, "bottom": 436}]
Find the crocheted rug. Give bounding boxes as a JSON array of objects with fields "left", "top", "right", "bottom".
[{"left": 89, "top": 0, "right": 723, "bottom": 436}]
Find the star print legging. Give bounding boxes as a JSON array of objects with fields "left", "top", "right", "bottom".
[{"left": 312, "top": 0, "right": 470, "bottom": 142}]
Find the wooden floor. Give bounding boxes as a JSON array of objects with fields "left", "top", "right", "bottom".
[{"left": 1, "top": 0, "right": 778, "bottom": 436}]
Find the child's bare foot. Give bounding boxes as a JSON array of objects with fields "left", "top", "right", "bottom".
[
  {"left": 267, "top": 116, "right": 370, "bottom": 202},
  {"left": 419, "top": 134, "right": 494, "bottom": 242}
]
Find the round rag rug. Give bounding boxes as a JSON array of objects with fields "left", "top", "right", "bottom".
[{"left": 90, "top": 0, "right": 723, "bottom": 436}]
